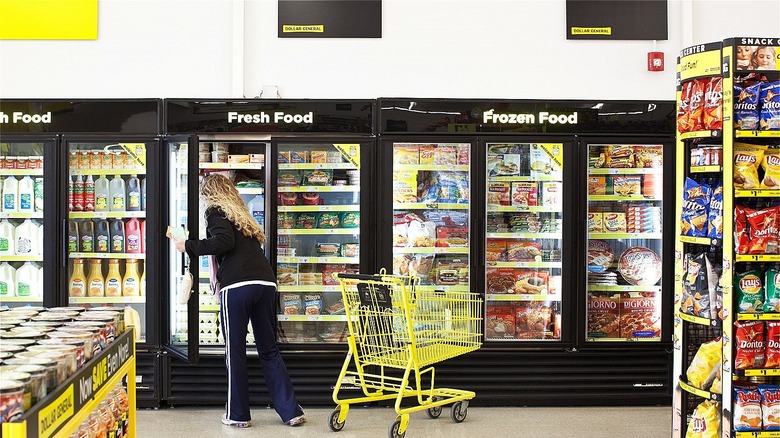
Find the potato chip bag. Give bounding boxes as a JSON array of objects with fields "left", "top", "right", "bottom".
[
  {"left": 745, "top": 206, "right": 780, "bottom": 254},
  {"left": 736, "top": 320, "right": 766, "bottom": 369},
  {"left": 759, "top": 81, "right": 780, "bottom": 131},
  {"left": 766, "top": 321, "right": 780, "bottom": 368},
  {"left": 703, "top": 77, "right": 723, "bottom": 130},
  {"left": 707, "top": 184, "right": 723, "bottom": 239},
  {"left": 760, "top": 385, "right": 780, "bottom": 430},
  {"left": 678, "top": 81, "right": 694, "bottom": 133},
  {"left": 736, "top": 270, "right": 765, "bottom": 313},
  {"left": 736, "top": 206, "right": 750, "bottom": 254},
  {"left": 688, "top": 79, "right": 706, "bottom": 132},
  {"left": 762, "top": 148, "right": 780, "bottom": 189},
  {"left": 734, "top": 143, "right": 767, "bottom": 190},
  {"left": 686, "top": 338, "right": 721, "bottom": 388},
  {"left": 767, "top": 268, "right": 780, "bottom": 313},
  {"left": 685, "top": 399, "right": 720, "bottom": 438},
  {"left": 734, "top": 386, "right": 762, "bottom": 431},
  {"left": 735, "top": 82, "right": 761, "bottom": 130},
  {"left": 681, "top": 178, "right": 711, "bottom": 237}
]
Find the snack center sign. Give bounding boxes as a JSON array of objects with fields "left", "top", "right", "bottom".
[
  {"left": 228, "top": 111, "right": 314, "bottom": 124},
  {"left": 482, "top": 109, "right": 579, "bottom": 125}
]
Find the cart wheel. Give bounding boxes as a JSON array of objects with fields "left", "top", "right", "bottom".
[
  {"left": 388, "top": 419, "right": 406, "bottom": 438},
  {"left": 426, "top": 397, "right": 443, "bottom": 418},
  {"left": 451, "top": 401, "right": 467, "bottom": 423},
  {"left": 328, "top": 407, "right": 346, "bottom": 432}
]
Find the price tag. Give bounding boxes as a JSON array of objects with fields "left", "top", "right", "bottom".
[
  {"left": 426, "top": 203, "right": 438, "bottom": 209},
  {"left": 308, "top": 315, "right": 318, "bottom": 322}
]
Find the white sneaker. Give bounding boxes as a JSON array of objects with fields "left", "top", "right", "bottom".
[
  {"left": 222, "top": 413, "right": 251, "bottom": 428},
  {"left": 285, "top": 415, "right": 306, "bottom": 426}
]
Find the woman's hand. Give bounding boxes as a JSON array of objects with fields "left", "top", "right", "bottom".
[{"left": 173, "top": 238, "right": 186, "bottom": 253}]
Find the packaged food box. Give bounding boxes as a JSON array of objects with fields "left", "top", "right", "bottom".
[
  {"left": 588, "top": 176, "right": 607, "bottom": 196},
  {"left": 340, "top": 212, "right": 360, "bottom": 228},
  {"left": 515, "top": 301, "right": 553, "bottom": 339},
  {"left": 487, "top": 182, "right": 511, "bottom": 206},
  {"left": 634, "top": 145, "right": 663, "bottom": 168},
  {"left": 310, "top": 151, "right": 327, "bottom": 163},
  {"left": 586, "top": 293, "right": 620, "bottom": 338},
  {"left": 394, "top": 146, "right": 420, "bottom": 165},
  {"left": 419, "top": 145, "right": 436, "bottom": 165},
  {"left": 393, "top": 171, "right": 418, "bottom": 203},
  {"left": 486, "top": 239, "right": 507, "bottom": 262},
  {"left": 619, "top": 293, "right": 660, "bottom": 338},
  {"left": 303, "top": 293, "right": 323, "bottom": 315},
  {"left": 603, "top": 213, "right": 627, "bottom": 232},
  {"left": 436, "top": 227, "right": 469, "bottom": 247},
  {"left": 488, "top": 154, "right": 521, "bottom": 177},
  {"left": 322, "top": 264, "right": 347, "bottom": 285},
  {"left": 290, "top": 150, "right": 309, "bottom": 163},
  {"left": 228, "top": 154, "right": 250, "bottom": 163},
  {"left": 541, "top": 181, "right": 562, "bottom": 209},
  {"left": 278, "top": 213, "right": 297, "bottom": 229},
  {"left": 612, "top": 176, "right": 642, "bottom": 196},
  {"left": 434, "top": 146, "right": 458, "bottom": 166},
  {"left": 507, "top": 241, "right": 542, "bottom": 262},
  {"left": 457, "top": 144, "right": 470, "bottom": 165},
  {"left": 511, "top": 182, "right": 538, "bottom": 207},
  {"left": 297, "top": 272, "right": 321, "bottom": 286},
  {"left": 486, "top": 305, "right": 515, "bottom": 339},
  {"left": 316, "top": 242, "right": 341, "bottom": 256},
  {"left": 281, "top": 294, "right": 302, "bottom": 315},
  {"left": 302, "top": 169, "right": 332, "bottom": 186},
  {"left": 295, "top": 213, "right": 317, "bottom": 229},
  {"left": 278, "top": 170, "right": 301, "bottom": 186},
  {"left": 317, "top": 212, "right": 341, "bottom": 229},
  {"left": 249, "top": 154, "right": 264, "bottom": 164},
  {"left": 278, "top": 151, "right": 291, "bottom": 163},
  {"left": 588, "top": 213, "right": 604, "bottom": 233},
  {"left": 277, "top": 264, "right": 298, "bottom": 286}
]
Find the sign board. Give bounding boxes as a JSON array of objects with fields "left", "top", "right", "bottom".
[
  {"left": 566, "top": 0, "right": 667, "bottom": 40},
  {"left": 279, "top": 0, "right": 381, "bottom": 38}
]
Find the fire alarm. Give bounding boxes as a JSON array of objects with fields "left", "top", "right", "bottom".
[{"left": 648, "top": 51, "right": 664, "bottom": 71}]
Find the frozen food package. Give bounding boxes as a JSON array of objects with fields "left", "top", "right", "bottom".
[
  {"left": 407, "top": 220, "right": 436, "bottom": 247},
  {"left": 735, "top": 320, "right": 766, "bottom": 369},
  {"left": 281, "top": 293, "right": 303, "bottom": 315},
  {"left": 588, "top": 176, "right": 607, "bottom": 196},
  {"left": 611, "top": 175, "right": 641, "bottom": 196},
  {"left": 736, "top": 269, "right": 765, "bottom": 313},
  {"left": 734, "top": 143, "right": 767, "bottom": 190},
  {"left": 317, "top": 212, "right": 341, "bottom": 229},
  {"left": 487, "top": 182, "right": 511, "bottom": 206},
  {"left": 486, "top": 305, "right": 515, "bottom": 339},
  {"left": 707, "top": 183, "right": 723, "bottom": 239},
  {"left": 703, "top": 77, "right": 723, "bottom": 130},
  {"left": 759, "top": 385, "right": 780, "bottom": 430},
  {"left": 633, "top": 145, "right": 663, "bottom": 168},
  {"left": 511, "top": 182, "right": 538, "bottom": 207},
  {"left": 393, "top": 170, "right": 418, "bottom": 203},
  {"left": 278, "top": 170, "right": 301, "bottom": 186},
  {"left": 587, "top": 212, "right": 603, "bottom": 233},
  {"left": 619, "top": 293, "right": 660, "bottom": 338},
  {"left": 290, "top": 150, "right": 309, "bottom": 163},
  {"left": 603, "top": 213, "right": 627, "bottom": 233},
  {"left": 302, "top": 169, "right": 332, "bottom": 186},
  {"left": 394, "top": 145, "right": 420, "bottom": 165},
  {"left": 586, "top": 293, "right": 620, "bottom": 338},
  {"left": 763, "top": 148, "right": 780, "bottom": 189},
  {"left": 734, "top": 386, "right": 762, "bottom": 432},
  {"left": 760, "top": 81, "right": 780, "bottom": 130},
  {"left": 685, "top": 399, "right": 720, "bottom": 438},
  {"left": 686, "top": 338, "right": 721, "bottom": 387},
  {"left": 681, "top": 178, "right": 711, "bottom": 237},
  {"left": 303, "top": 293, "right": 323, "bottom": 315},
  {"left": 735, "top": 82, "right": 762, "bottom": 130},
  {"left": 767, "top": 267, "right": 780, "bottom": 313},
  {"left": 277, "top": 263, "right": 298, "bottom": 286},
  {"left": 540, "top": 181, "right": 562, "bottom": 209},
  {"left": 488, "top": 154, "right": 521, "bottom": 176},
  {"left": 678, "top": 80, "right": 693, "bottom": 133}
]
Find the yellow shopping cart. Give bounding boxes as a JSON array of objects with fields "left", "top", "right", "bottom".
[{"left": 329, "top": 271, "right": 483, "bottom": 438}]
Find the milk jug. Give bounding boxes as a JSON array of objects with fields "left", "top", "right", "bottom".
[
  {"left": 36, "top": 266, "right": 43, "bottom": 298},
  {"left": 127, "top": 175, "right": 141, "bottom": 212},
  {"left": 37, "top": 223, "right": 44, "bottom": 255},
  {"left": 0, "top": 219, "right": 14, "bottom": 255},
  {"left": 110, "top": 176, "right": 126, "bottom": 211},
  {"left": 15, "top": 262, "right": 36, "bottom": 297},
  {"left": 15, "top": 219, "right": 37, "bottom": 255},
  {"left": 3, "top": 175, "right": 18, "bottom": 212},
  {"left": 34, "top": 178, "right": 43, "bottom": 212},
  {"left": 247, "top": 194, "right": 265, "bottom": 227},
  {"left": 0, "top": 262, "right": 15, "bottom": 297},
  {"left": 18, "top": 176, "right": 34, "bottom": 212},
  {"left": 94, "top": 176, "right": 110, "bottom": 212}
]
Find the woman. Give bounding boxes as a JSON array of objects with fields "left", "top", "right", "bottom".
[{"left": 172, "top": 174, "right": 305, "bottom": 428}]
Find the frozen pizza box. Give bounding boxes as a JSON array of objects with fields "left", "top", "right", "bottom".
[
  {"left": 586, "top": 293, "right": 620, "bottom": 338},
  {"left": 588, "top": 212, "right": 604, "bottom": 233},
  {"left": 619, "top": 293, "right": 661, "bottom": 339},
  {"left": 511, "top": 182, "right": 538, "bottom": 207},
  {"left": 541, "top": 181, "right": 562, "bottom": 209},
  {"left": 394, "top": 146, "right": 420, "bottom": 165},
  {"left": 487, "top": 182, "right": 511, "bottom": 206}
]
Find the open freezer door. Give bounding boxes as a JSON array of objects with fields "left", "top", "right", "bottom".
[{"left": 162, "top": 135, "right": 200, "bottom": 363}]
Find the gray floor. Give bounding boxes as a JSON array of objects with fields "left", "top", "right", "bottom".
[{"left": 137, "top": 405, "right": 671, "bottom": 437}]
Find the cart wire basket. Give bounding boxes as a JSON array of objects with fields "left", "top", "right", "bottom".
[{"left": 329, "top": 271, "right": 483, "bottom": 438}]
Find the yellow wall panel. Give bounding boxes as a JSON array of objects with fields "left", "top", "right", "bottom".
[{"left": 0, "top": 0, "right": 98, "bottom": 40}]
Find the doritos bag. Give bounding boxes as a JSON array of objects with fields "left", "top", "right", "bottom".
[
  {"left": 707, "top": 183, "right": 723, "bottom": 239},
  {"left": 688, "top": 79, "right": 706, "bottom": 132},
  {"left": 681, "top": 178, "right": 711, "bottom": 237},
  {"left": 760, "top": 81, "right": 780, "bottom": 131},
  {"left": 745, "top": 206, "right": 780, "bottom": 254},
  {"left": 735, "top": 320, "right": 766, "bottom": 369},
  {"left": 736, "top": 205, "right": 751, "bottom": 254},
  {"left": 735, "top": 82, "right": 762, "bottom": 130},
  {"left": 766, "top": 321, "right": 780, "bottom": 368},
  {"left": 678, "top": 81, "right": 694, "bottom": 133}
]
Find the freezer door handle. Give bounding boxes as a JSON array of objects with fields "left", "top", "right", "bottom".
[{"left": 62, "top": 219, "right": 68, "bottom": 268}]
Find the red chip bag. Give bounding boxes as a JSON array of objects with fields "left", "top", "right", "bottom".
[
  {"left": 767, "top": 322, "right": 780, "bottom": 368},
  {"left": 688, "top": 79, "right": 706, "bottom": 132},
  {"left": 746, "top": 206, "right": 780, "bottom": 255},
  {"left": 736, "top": 206, "right": 750, "bottom": 254},
  {"left": 736, "top": 320, "right": 766, "bottom": 370},
  {"left": 678, "top": 81, "right": 693, "bottom": 133},
  {"left": 703, "top": 77, "right": 723, "bottom": 130}
]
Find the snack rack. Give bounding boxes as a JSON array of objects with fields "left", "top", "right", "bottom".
[{"left": 672, "top": 37, "right": 780, "bottom": 438}]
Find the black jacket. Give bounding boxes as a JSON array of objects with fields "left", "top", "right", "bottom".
[{"left": 185, "top": 207, "right": 276, "bottom": 288}]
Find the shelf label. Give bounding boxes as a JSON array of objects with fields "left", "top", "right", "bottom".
[{"left": 37, "top": 385, "right": 74, "bottom": 438}]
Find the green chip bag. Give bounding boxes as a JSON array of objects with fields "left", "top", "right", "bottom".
[
  {"left": 736, "top": 269, "right": 764, "bottom": 313},
  {"left": 765, "top": 267, "right": 780, "bottom": 312}
]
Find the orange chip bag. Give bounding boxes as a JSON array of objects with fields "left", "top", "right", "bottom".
[
  {"left": 734, "top": 144, "right": 767, "bottom": 190},
  {"left": 766, "top": 322, "right": 780, "bottom": 368},
  {"left": 703, "top": 77, "right": 723, "bottom": 130},
  {"left": 763, "top": 149, "right": 780, "bottom": 189},
  {"left": 686, "top": 399, "right": 721, "bottom": 438},
  {"left": 734, "top": 386, "right": 762, "bottom": 431}
]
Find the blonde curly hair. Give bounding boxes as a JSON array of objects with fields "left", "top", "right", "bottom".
[{"left": 199, "top": 174, "right": 266, "bottom": 243}]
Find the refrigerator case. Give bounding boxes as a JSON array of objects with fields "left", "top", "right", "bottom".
[
  {"left": 484, "top": 142, "right": 563, "bottom": 341},
  {"left": 584, "top": 143, "right": 665, "bottom": 342},
  {"left": 273, "top": 141, "right": 364, "bottom": 344},
  {"left": 0, "top": 139, "right": 56, "bottom": 307}
]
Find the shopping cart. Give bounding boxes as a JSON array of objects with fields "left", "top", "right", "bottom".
[{"left": 329, "top": 271, "right": 483, "bottom": 438}]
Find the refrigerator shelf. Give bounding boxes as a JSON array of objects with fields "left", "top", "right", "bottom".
[
  {"left": 587, "top": 285, "right": 661, "bottom": 293},
  {"left": 70, "top": 168, "right": 146, "bottom": 176},
  {"left": 0, "top": 212, "right": 43, "bottom": 219},
  {"left": 236, "top": 188, "right": 264, "bottom": 195},
  {"left": 276, "top": 256, "right": 359, "bottom": 264},
  {"left": 734, "top": 432, "right": 780, "bottom": 438},
  {"left": 587, "top": 337, "right": 662, "bottom": 343},
  {"left": 393, "top": 203, "right": 469, "bottom": 210},
  {"left": 277, "top": 229, "right": 359, "bottom": 236},
  {"left": 735, "top": 189, "right": 780, "bottom": 198},
  {"left": 69, "top": 296, "right": 146, "bottom": 304},
  {"left": 736, "top": 254, "right": 780, "bottom": 263},
  {"left": 0, "top": 255, "right": 43, "bottom": 262},
  {"left": 589, "top": 195, "right": 662, "bottom": 202},
  {"left": 737, "top": 313, "right": 780, "bottom": 321},
  {"left": 588, "top": 232, "right": 663, "bottom": 240},
  {"left": 278, "top": 185, "right": 360, "bottom": 193},
  {"left": 487, "top": 261, "right": 562, "bottom": 269},
  {"left": 418, "top": 285, "right": 470, "bottom": 292},
  {"left": 278, "top": 205, "right": 357, "bottom": 212},
  {"left": 200, "top": 305, "right": 220, "bottom": 312},
  {"left": 0, "top": 169, "right": 43, "bottom": 176},
  {"left": 396, "top": 164, "right": 470, "bottom": 172},
  {"left": 486, "top": 232, "right": 560, "bottom": 239},
  {"left": 487, "top": 206, "right": 561, "bottom": 213},
  {"left": 68, "top": 211, "right": 146, "bottom": 219},
  {"left": 278, "top": 163, "right": 356, "bottom": 170},
  {"left": 0, "top": 296, "right": 43, "bottom": 303},
  {"left": 678, "top": 130, "right": 722, "bottom": 141},
  {"left": 392, "top": 247, "right": 469, "bottom": 255},
  {"left": 69, "top": 252, "right": 145, "bottom": 259},
  {"left": 486, "top": 293, "right": 560, "bottom": 302},
  {"left": 278, "top": 285, "right": 342, "bottom": 292},
  {"left": 736, "top": 130, "right": 780, "bottom": 138},
  {"left": 689, "top": 165, "right": 722, "bottom": 174},
  {"left": 587, "top": 168, "right": 660, "bottom": 175},
  {"left": 740, "top": 369, "right": 780, "bottom": 377},
  {"left": 198, "top": 163, "right": 263, "bottom": 170},
  {"left": 277, "top": 314, "right": 347, "bottom": 322},
  {"left": 489, "top": 175, "right": 561, "bottom": 182}
]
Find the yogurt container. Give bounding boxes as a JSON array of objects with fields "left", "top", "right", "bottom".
[{"left": 0, "top": 379, "right": 24, "bottom": 423}]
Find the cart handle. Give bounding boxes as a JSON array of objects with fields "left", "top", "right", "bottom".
[{"left": 334, "top": 273, "right": 385, "bottom": 281}]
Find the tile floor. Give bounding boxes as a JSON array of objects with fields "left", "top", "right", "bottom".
[{"left": 137, "top": 405, "right": 671, "bottom": 437}]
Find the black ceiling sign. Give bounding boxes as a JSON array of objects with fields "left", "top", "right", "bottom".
[
  {"left": 566, "top": 0, "right": 668, "bottom": 40},
  {"left": 278, "top": 0, "right": 381, "bottom": 38}
]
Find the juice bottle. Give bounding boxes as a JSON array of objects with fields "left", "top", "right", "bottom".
[
  {"left": 73, "top": 175, "right": 84, "bottom": 212},
  {"left": 122, "top": 259, "right": 141, "bottom": 296},
  {"left": 87, "top": 259, "right": 105, "bottom": 297},
  {"left": 110, "top": 219, "right": 125, "bottom": 253},
  {"left": 110, "top": 176, "right": 126, "bottom": 212},
  {"left": 15, "top": 219, "right": 37, "bottom": 255},
  {"left": 69, "top": 259, "right": 87, "bottom": 297},
  {"left": 140, "top": 219, "right": 146, "bottom": 254},
  {"left": 67, "top": 175, "right": 74, "bottom": 211},
  {"left": 3, "top": 175, "right": 18, "bottom": 212},
  {"left": 94, "top": 175, "right": 110, "bottom": 212},
  {"left": 79, "top": 219, "right": 95, "bottom": 253},
  {"left": 127, "top": 175, "right": 141, "bottom": 212},
  {"left": 0, "top": 218, "right": 14, "bottom": 255},
  {"left": 105, "top": 259, "right": 122, "bottom": 297},
  {"left": 124, "top": 305, "right": 142, "bottom": 342},
  {"left": 125, "top": 218, "right": 141, "bottom": 254},
  {"left": 16, "top": 261, "right": 36, "bottom": 297},
  {"left": 34, "top": 177, "right": 43, "bottom": 212},
  {"left": 84, "top": 175, "right": 95, "bottom": 212},
  {"left": 67, "top": 220, "right": 80, "bottom": 253},
  {"left": 139, "top": 261, "right": 146, "bottom": 296},
  {"left": 140, "top": 177, "right": 146, "bottom": 211},
  {"left": 95, "top": 219, "right": 110, "bottom": 253},
  {"left": 0, "top": 262, "right": 15, "bottom": 297},
  {"left": 18, "top": 175, "right": 34, "bottom": 212}
]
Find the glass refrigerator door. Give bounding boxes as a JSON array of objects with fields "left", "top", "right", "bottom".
[
  {"left": 585, "top": 143, "right": 663, "bottom": 342},
  {"left": 64, "top": 140, "right": 151, "bottom": 342},
  {"left": 0, "top": 139, "right": 53, "bottom": 308},
  {"left": 196, "top": 140, "right": 267, "bottom": 346},
  {"left": 484, "top": 143, "right": 563, "bottom": 341},
  {"left": 392, "top": 142, "right": 471, "bottom": 297},
  {"left": 275, "top": 142, "right": 361, "bottom": 344}
]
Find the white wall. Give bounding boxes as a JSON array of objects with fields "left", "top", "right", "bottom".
[{"left": 1, "top": 0, "right": 778, "bottom": 100}]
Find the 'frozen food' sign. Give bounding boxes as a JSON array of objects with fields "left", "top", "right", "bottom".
[
  {"left": 0, "top": 112, "right": 52, "bottom": 124},
  {"left": 482, "top": 109, "right": 578, "bottom": 125},
  {"left": 228, "top": 111, "right": 314, "bottom": 124}
]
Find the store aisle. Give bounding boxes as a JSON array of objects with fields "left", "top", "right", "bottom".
[{"left": 137, "top": 405, "right": 670, "bottom": 437}]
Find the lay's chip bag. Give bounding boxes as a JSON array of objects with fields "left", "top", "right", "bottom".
[
  {"left": 734, "top": 143, "right": 767, "bottom": 190},
  {"left": 762, "top": 148, "right": 780, "bottom": 189},
  {"left": 686, "top": 399, "right": 720, "bottom": 438}
]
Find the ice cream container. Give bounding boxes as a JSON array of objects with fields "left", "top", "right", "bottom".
[
  {"left": 1, "top": 371, "right": 31, "bottom": 411},
  {"left": 211, "top": 151, "right": 229, "bottom": 163},
  {"left": 0, "top": 379, "right": 24, "bottom": 423},
  {"left": 13, "top": 365, "right": 45, "bottom": 406},
  {"left": 5, "top": 357, "right": 57, "bottom": 391},
  {"left": 198, "top": 152, "right": 211, "bottom": 162}
]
